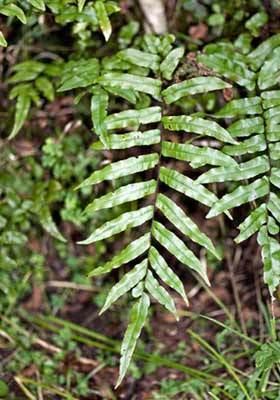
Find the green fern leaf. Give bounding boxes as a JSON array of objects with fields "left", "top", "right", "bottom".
[
  {"left": 162, "top": 141, "right": 237, "bottom": 168},
  {"left": 228, "top": 117, "right": 264, "bottom": 138},
  {"left": 27, "top": 0, "right": 46, "bottom": 11},
  {"left": 0, "top": 4, "right": 27, "bottom": 24},
  {"left": 156, "top": 194, "right": 220, "bottom": 259},
  {"left": 160, "top": 47, "right": 184, "bottom": 80},
  {"left": 145, "top": 270, "right": 178, "bottom": 319},
  {"left": 197, "top": 156, "right": 270, "bottom": 184},
  {"left": 152, "top": 221, "right": 209, "bottom": 284},
  {"left": 78, "top": 207, "right": 154, "bottom": 245},
  {"left": 159, "top": 167, "right": 218, "bottom": 208},
  {"left": 235, "top": 205, "right": 267, "bottom": 244},
  {"left": 118, "top": 49, "right": 160, "bottom": 71},
  {"left": 98, "top": 73, "right": 161, "bottom": 99},
  {"left": 100, "top": 260, "right": 148, "bottom": 315},
  {"left": 116, "top": 293, "right": 150, "bottom": 388},
  {"left": 149, "top": 246, "right": 188, "bottom": 305},
  {"left": 0, "top": 31, "right": 7, "bottom": 47},
  {"left": 162, "top": 76, "right": 231, "bottom": 104},
  {"left": 207, "top": 177, "right": 269, "bottom": 219},
  {"left": 95, "top": 0, "right": 112, "bottom": 41},
  {"left": 9, "top": 94, "right": 31, "bottom": 140},
  {"left": 162, "top": 115, "right": 237, "bottom": 144},
  {"left": 85, "top": 180, "right": 157, "bottom": 214},
  {"left": 92, "top": 129, "right": 161, "bottom": 150},
  {"left": 89, "top": 234, "right": 151, "bottom": 277},
  {"left": 91, "top": 87, "right": 109, "bottom": 146},
  {"left": 215, "top": 97, "right": 262, "bottom": 118},
  {"left": 78, "top": 154, "right": 159, "bottom": 188}
]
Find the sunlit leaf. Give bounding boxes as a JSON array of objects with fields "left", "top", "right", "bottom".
[
  {"left": 79, "top": 206, "right": 153, "bottom": 244},
  {"left": 100, "top": 260, "right": 148, "bottom": 314},
  {"left": 162, "top": 115, "right": 237, "bottom": 144},
  {"left": 149, "top": 246, "right": 188, "bottom": 305},
  {"left": 207, "top": 178, "right": 269, "bottom": 218},
  {"left": 116, "top": 293, "right": 150, "bottom": 387},
  {"left": 145, "top": 270, "right": 178, "bottom": 319},
  {"left": 89, "top": 233, "right": 151, "bottom": 277},
  {"left": 152, "top": 221, "right": 209, "bottom": 284},
  {"left": 163, "top": 77, "right": 231, "bottom": 104},
  {"left": 85, "top": 180, "right": 157, "bottom": 214}
]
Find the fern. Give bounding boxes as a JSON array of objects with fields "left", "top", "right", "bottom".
[
  {"left": 56, "top": 35, "right": 245, "bottom": 385},
  {"left": 58, "top": 32, "right": 279, "bottom": 385},
  {"left": 195, "top": 36, "right": 280, "bottom": 298}
]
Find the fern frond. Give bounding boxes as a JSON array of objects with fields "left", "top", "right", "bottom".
[
  {"left": 66, "top": 40, "right": 232, "bottom": 384},
  {"left": 62, "top": 33, "right": 280, "bottom": 384},
  {"left": 198, "top": 34, "right": 280, "bottom": 298}
]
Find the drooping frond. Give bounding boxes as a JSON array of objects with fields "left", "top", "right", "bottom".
[
  {"left": 196, "top": 36, "right": 280, "bottom": 298},
  {"left": 60, "top": 33, "right": 279, "bottom": 384}
]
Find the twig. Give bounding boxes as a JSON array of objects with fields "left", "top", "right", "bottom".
[{"left": 46, "top": 280, "right": 97, "bottom": 292}]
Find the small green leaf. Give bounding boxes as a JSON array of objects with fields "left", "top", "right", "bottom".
[
  {"left": 156, "top": 194, "right": 220, "bottom": 259},
  {"left": 118, "top": 49, "right": 160, "bottom": 71},
  {"left": 197, "top": 44, "right": 256, "bottom": 90},
  {"left": 78, "top": 154, "right": 159, "bottom": 188},
  {"left": 104, "top": 85, "right": 137, "bottom": 104},
  {"left": 0, "top": 4, "right": 27, "bottom": 24},
  {"left": 116, "top": 293, "right": 150, "bottom": 387},
  {"left": 89, "top": 233, "right": 151, "bottom": 277},
  {"left": 27, "top": 0, "right": 46, "bottom": 11},
  {"left": 99, "top": 73, "right": 161, "bottom": 99},
  {"left": 269, "top": 142, "right": 280, "bottom": 161},
  {"left": 58, "top": 59, "right": 100, "bottom": 91},
  {"left": 207, "top": 178, "right": 269, "bottom": 219},
  {"left": 258, "top": 48, "right": 280, "bottom": 90},
  {"left": 162, "top": 115, "right": 236, "bottom": 144},
  {"left": 37, "top": 206, "right": 66, "bottom": 242},
  {"left": 197, "top": 156, "right": 270, "bottom": 184},
  {"left": 145, "top": 270, "right": 178, "bottom": 319},
  {"left": 35, "top": 77, "right": 55, "bottom": 101},
  {"left": 152, "top": 221, "right": 209, "bottom": 284},
  {"left": 95, "top": 0, "right": 112, "bottom": 41},
  {"left": 245, "top": 12, "right": 268, "bottom": 37},
  {"left": 149, "top": 246, "right": 188, "bottom": 305},
  {"left": 0, "top": 31, "right": 7, "bottom": 47},
  {"left": 271, "top": 168, "right": 280, "bottom": 189},
  {"left": 215, "top": 97, "right": 262, "bottom": 118},
  {"left": 9, "top": 93, "right": 31, "bottom": 140},
  {"left": 100, "top": 260, "right": 148, "bottom": 314},
  {"left": 105, "top": 107, "right": 161, "bottom": 130},
  {"left": 91, "top": 87, "right": 109, "bottom": 145},
  {"left": 85, "top": 180, "right": 157, "bottom": 214},
  {"left": 160, "top": 47, "right": 184, "bottom": 81},
  {"left": 162, "top": 141, "right": 237, "bottom": 168},
  {"left": 228, "top": 117, "right": 264, "bottom": 137},
  {"left": 162, "top": 77, "right": 231, "bottom": 104},
  {"left": 261, "top": 90, "right": 280, "bottom": 109},
  {"left": 222, "top": 134, "right": 266, "bottom": 156},
  {"left": 78, "top": 206, "right": 153, "bottom": 244},
  {"left": 0, "top": 380, "right": 9, "bottom": 397},
  {"left": 257, "top": 227, "right": 280, "bottom": 297},
  {"left": 248, "top": 33, "right": 280, "bottom": 70},
  {"left": 268, "top": 193, "right": 280, "bottom": 224},
  {"left": 159, "top": 167, "right": 218, "bottom": 208},
  {"left": 9, "top": 61, "right": 45, "bottom": 83},
  {"left": 77, "top": 0, "right": 86, "bottom": 12},
  {"left": 235, "top": 204, "right": 267, "bottom": 243},
  {"left": 92, "top": 129, "right": 161, "bottom": 150}
]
